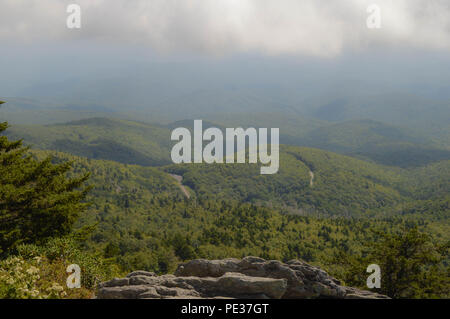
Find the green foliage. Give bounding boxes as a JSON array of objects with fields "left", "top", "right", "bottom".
[
  {"left": 309, "top": 93, "right": 450, "bottom": 148},
  {"left": 166, "top": 146, "right": 408, "bottom": 216},
  {"left": 6, "top": 118, "right": 172, "bottom": 166},
  {"left": 0, "top": 123, "right": 91, "bottom": 255},
  {"left": 0, "top": 255, "right": 66, "bottom": 299},
  {"left": 295, "top": 119, "right": 450, "bottom": 168},
  {"left": 26, "top": 149, "right": 447, "bottom": 299},
  {"left": 1, "top": 115, "right": 448, "bottom": 299},
  {"left": 7, "top": 116, "right": 449, "bottom": 172},
  {"left": 329, "top": 228, "right": 449, "bottom": 298},
  {"left": 16, "top": 237, "right": 120, "bottom": 290},
  {"left": 404, "top": 160, "right": 450, "bottom": 200},
  {"left": 0, "top": 236, "right": 120, "bottom": 299}
]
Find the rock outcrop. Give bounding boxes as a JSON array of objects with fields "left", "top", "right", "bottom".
[{"left": 97, "top": 257, "right": 388, "bottom": 299}]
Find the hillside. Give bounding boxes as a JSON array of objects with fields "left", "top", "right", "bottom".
[
  {"left": 8, "top": 118, "right": 173, "bottom": 166},
  {"left": 7, "top": 114, "right": 449, "bottom": 170},
  {"left": 2, "top": 116, "right": 447, "bottom": 285},
  {"left": 403, "top": 159, "right": 450, "bottom": 200},
  {"left": 294, "top": 120, "right": 450, "bottom": 167},
  {"left": 0, "top": 97, "right": 119, "bottom": 125},
  {"left": 26, "top": 149, "right": 446, "bottom": 269},
  {"left": 1, "top": 143, "right": 442, "bottom": 299},
  {"left": 310, "top": 93, "right": 450, "bottom": 132},
  {"left": 307, "top": 93, "right": 450, "bottom": 149},
  {"left": 21, "top": 128, "right": 448, "bottom": 219},
  {"left": 165, "top": 145, "right": 411, "bottom": 216},
  {"left": 5, "top": 113, "right": 446, "bottom": 217}
]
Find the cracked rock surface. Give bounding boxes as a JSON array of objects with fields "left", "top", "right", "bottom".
[{"left": 97, "top": 257, "right": 389, "bottom": 299}]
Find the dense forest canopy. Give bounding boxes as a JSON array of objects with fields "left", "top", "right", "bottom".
[{"left": 0, "top": 106, "right": 448, "bottom": 298}]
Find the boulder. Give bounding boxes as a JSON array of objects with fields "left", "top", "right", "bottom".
[{"left": 97, "top": 257, "right": 388, "bottom": 299}]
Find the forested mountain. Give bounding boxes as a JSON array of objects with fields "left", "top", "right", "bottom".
[
  {"left": 309, "top": 93, "right": 450, "bottom": 135},
  {"left": 1, "top": 118, "right": 448, "bottom": 298},
  {"left": 0, "top": 97, "right": 119, "bottom": 125},
  {"left": 5, "top": 115, "right": 449, "bottom": 169},
  {"left": 26, "top": 150, "right": 450, "bottom": 281},
  {"left": 4, "top": 114, "right": 448, "bottom": 218},
  {"left": 7, "top": 118, "right": 172, "bottom": 166},
  {"left": 292, "top": 119, "right": 450, "bottom": 167},
  {"left": 166, "top": 146, "right": 402, "bottom": 216},
  {"left": 2, "top": 0, "right": 450, "bottom": 300},
  {"left": 166, "top": 145, "right": 449, "bottom": 216},
  {"left": 1, "top": 104, "right": 448, "bottom": 298}
]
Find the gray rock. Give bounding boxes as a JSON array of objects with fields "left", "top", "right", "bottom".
[
  {"left": 97, "top": 257, "right": 389, "bottom": 299},
  {"left": 126, "top": 271, "right": 156, "bottom": 278},
  {"left": 214, "top": 272, "right": 287, "bottom": 299},
  {"left": 174, "top": 258, "right": 241, "bottom": 277},
  {"left": 98, "top": 277, "right": 129, "bottom": 288},
  {"left": 344, "top": 287, "right": 390, "bottom": 299}
]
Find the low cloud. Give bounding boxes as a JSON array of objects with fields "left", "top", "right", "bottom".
[{"left": 1, "top": 0, "right": 450, "bottom": 57}]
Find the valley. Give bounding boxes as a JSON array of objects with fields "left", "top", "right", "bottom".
[
  {"left": 1, "top": 101, "right": 449, "bottom": 299},
  {"left": 2, "top": 0, "right": 449, "bottom": 301}
]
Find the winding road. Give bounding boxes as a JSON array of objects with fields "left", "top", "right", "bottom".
[
  {"left": 169, "top": 174, "right": 191, "bottom": 199},
  {"left": 309, "top": 170, "right": 314, "bottom": 187},
  {"left": 285, "top": 151, "right": 315, "bottom": 188}
]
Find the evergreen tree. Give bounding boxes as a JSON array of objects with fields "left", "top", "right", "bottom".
[
  {"left": 331, "top": 227, "right": 449, "bottom": 298},
  {"left": 0, "top": 115, "right": 91, "bottom": 255},
  {"left": 370, "top": 228, "right": 448, "bottom": 298}
]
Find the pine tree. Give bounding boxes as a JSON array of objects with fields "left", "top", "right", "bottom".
[
  {"left": 0, "top": 114, "right": 91, "bottom": 255},
  {"left": 331, "top": 227, "right": 449, "bottom": 298},
  {"left": 370, "top": 227, "right": 448, "bottom": 298}
]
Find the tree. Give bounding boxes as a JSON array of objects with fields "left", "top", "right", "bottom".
[
  {"left": 370, "top": 228, "right": 448, "bottom": 298},
  {"left": 331, "top": 227, "right": 449, "bottom": 298},
  {"left": 0, "top": 117, "right": 91, "bottom": 255}
]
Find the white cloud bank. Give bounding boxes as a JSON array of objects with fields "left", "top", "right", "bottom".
[{"left": 1, "top": 0, "right": 450, "bottom": 57}]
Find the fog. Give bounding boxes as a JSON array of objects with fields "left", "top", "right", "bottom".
[{"left": 1, "top": 0, "right": 450, "bottom": 110}]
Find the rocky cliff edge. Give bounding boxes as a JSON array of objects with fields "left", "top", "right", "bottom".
[{"left": 97, "top": 256, "right": 388, "bottom": 299}]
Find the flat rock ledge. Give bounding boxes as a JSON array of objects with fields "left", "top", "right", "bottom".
[{"left": 97, "top": 257, "right": 389, "bottom": 299}]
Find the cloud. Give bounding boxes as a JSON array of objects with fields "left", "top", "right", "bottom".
[{"left": 1, "top": 0, "right": 450, "bottom": 57}]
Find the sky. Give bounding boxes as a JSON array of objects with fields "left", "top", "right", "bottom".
[
  {"left": 1, "top": 0, "right": 450, "bottom": 56},
  {"left": 1, "top": 0, "right": 450, "bottom": 106}
]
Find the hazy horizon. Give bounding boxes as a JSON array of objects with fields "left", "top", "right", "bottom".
[{"left": 1, "top": 0, "right": 450, "bottom": 111}]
